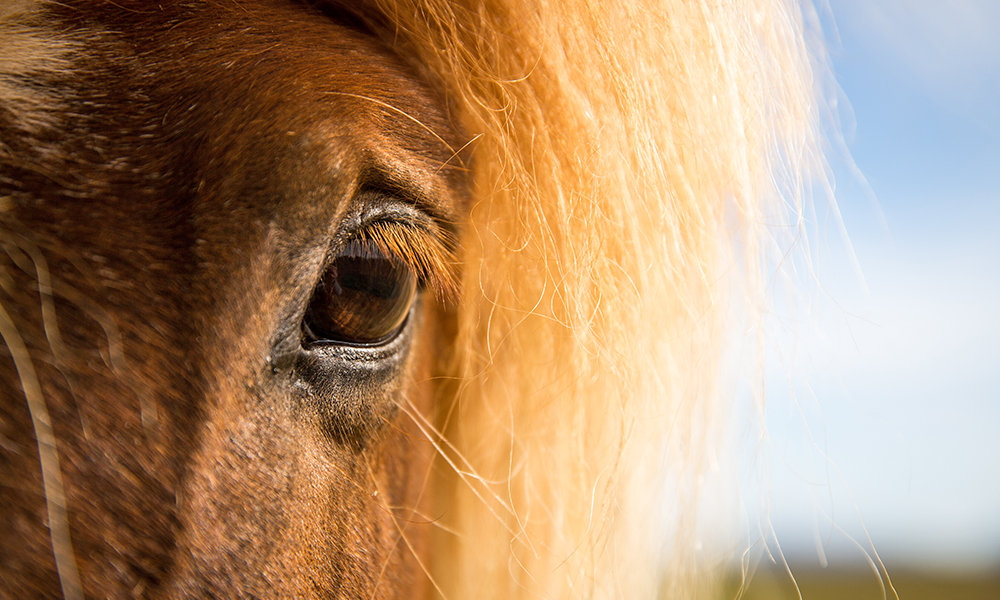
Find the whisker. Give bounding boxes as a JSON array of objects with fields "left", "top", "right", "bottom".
[
  {"left": 396, "top": 399, "right": 519, "bottom": 535},
  {"left": 362, "top": 453, "right": 452, "bottom": 600},
  {"left": 432, "top": 133, "right": 482, "bottom": 177}
]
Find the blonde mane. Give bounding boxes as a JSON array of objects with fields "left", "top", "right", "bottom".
[{"left": 351, "top": 0, "right": 827, "bottom": 597}]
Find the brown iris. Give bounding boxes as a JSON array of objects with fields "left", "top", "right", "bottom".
[{"left": 303, "top": 238, "right": 416, "bottom": 345}]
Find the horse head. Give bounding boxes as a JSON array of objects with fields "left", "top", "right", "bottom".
[{"left": 1, "top": 1, "right": 828, "bottom": 598}]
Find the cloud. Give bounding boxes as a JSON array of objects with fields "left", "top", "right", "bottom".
[{"left": 831, "top": 0, "right": 1000, "bottom": 107}]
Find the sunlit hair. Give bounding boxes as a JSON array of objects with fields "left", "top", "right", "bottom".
[{"left": 342, "top": 0, "right": 827, "bottom": 597}]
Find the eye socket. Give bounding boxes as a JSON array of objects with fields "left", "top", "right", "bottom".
[{"left": 303, "top": 237, "right": 416, "bottom": 345}]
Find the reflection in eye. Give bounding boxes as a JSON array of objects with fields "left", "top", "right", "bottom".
[{"left": 304, "top": 238, "right": 417, "bottom": 344}]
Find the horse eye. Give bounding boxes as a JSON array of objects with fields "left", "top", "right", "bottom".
[{"left": 303, "top": 238, "right": 416, "bottom": 345}]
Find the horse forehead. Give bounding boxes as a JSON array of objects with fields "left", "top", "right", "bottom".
[
  {"left": 30, "top": 1, "right": 467, "bottom": 242},
  {"left": 9, "top": 0, "right": 460, "bottom": 181},
  {"left": 152, "top": 5, "right": 461, "bottom": 174},
  {"left": 166, "top": 20, "right": 468, "bottom": 251}
]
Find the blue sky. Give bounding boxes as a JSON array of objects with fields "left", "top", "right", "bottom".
[{"left": 755, "top": 0, "right": 1000, "bottom": 574}]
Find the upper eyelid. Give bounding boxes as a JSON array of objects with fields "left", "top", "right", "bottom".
[
  {"left": 355, "top": 160, "right": 463, "bottom": 233},
  {"left": 354, "top": 181, "right": 460, "bottom": 238}
]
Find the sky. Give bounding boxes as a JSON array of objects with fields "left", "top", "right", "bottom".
[{"left": 754, "top": 0, "right": 1000, "bottom": 574}]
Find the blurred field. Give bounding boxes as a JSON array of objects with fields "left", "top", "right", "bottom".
[{"left": 723, "top": 568, "right": 1000, "bottom": 600}]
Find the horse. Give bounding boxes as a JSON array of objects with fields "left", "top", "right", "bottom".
[{"left": 0, "top": 0, "right": 828, "bottom": 598}]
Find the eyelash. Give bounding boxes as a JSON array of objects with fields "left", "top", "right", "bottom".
[{"left": 357, "top": 219, "right": 458, "bottom": 302}]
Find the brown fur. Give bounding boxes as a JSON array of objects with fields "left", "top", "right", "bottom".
[{"left": 2, "top": 1, "right": 467, "bottom": 597}]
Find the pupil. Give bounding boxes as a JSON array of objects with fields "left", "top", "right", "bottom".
[
  {"left": 340, "top": 259, "right": 398, "bottom": 299},
  {"left": 304, "top": 240, "right": 416, "bottom": 344}
]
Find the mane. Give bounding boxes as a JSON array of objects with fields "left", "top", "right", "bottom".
[{"left": 346, "top": 0, "right": 828, "bottom": 597}]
